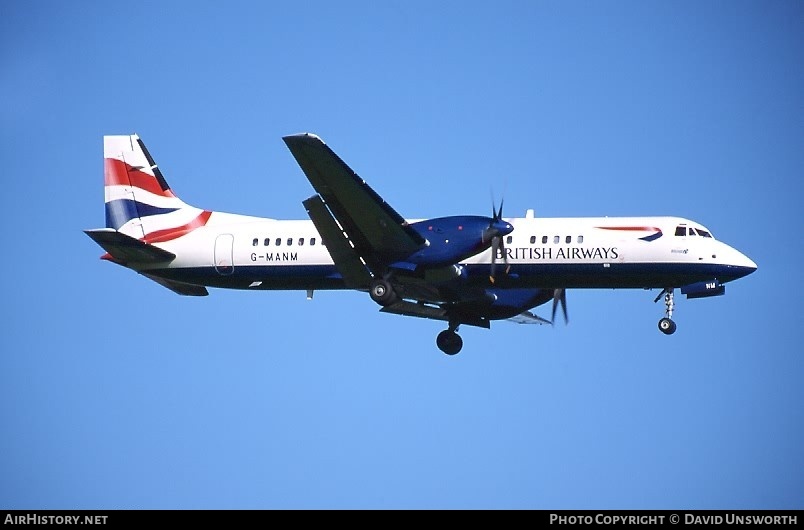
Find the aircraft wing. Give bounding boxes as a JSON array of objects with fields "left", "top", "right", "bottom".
[
  {"left": 506, "top": 310, "right": 552, "bottom": 325},
  {"left": 303, "top": 195, "right": 373, "bottom": 289},
  {"left": 380, "top": 300, "right": 491, "bottom": 329},
  {"left": 283, "top": 133, "right": 426, "bottom": 273}
]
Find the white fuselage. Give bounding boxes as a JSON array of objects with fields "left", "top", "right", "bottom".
[{"left": 138, "top": 211, "right": 756, "bottom": 292}]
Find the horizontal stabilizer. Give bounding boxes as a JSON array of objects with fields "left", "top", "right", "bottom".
[
  {"left": 85, "top": 228, "right": 176, "bottom": 264},
  {"left": 141, "top": 273, "right": 209, "bottom": 296}
]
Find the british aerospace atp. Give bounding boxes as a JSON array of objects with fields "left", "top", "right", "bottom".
[{"left": 86, "top": 134, "right": 757, "bottom": 354}]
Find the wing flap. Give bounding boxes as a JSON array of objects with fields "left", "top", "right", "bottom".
[
  {"left": 303, "top": 195, "right": 373, "bottom": 289},
  {"left": 284, "top": 134, "right": 425, "bottom": 271}
]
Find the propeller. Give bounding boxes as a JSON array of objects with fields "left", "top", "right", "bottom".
[
  {"left": 483, "top": 199, "right": 514, "bottom": 283},
  {"left": 552, "top": 288, "right": 569, "bottom": 325}
]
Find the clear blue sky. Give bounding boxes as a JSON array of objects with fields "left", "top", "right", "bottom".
[{"left": 1, "top": 0, "right": 801, "bottom": 509}]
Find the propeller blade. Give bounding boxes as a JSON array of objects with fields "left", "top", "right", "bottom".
[
  {"left": 490, "top": 237, "right": 499, "bottom": 281},
  {"left": 487, "top": 195, "right": 512, "bottom": 282},
  {"left": 500, "top": 237, "right": 510, "bottom": 274},
  {"left": 552, "top": 288, "right": 569, "bottom": 325}
]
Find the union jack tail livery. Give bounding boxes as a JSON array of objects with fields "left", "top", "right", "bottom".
[{"left": 103, "top": 135, "right": 209, "bottom": 242}]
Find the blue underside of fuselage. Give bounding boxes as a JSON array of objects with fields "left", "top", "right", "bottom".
[{"left": 145, "top": 262, "right": 755, "bottom": 291}]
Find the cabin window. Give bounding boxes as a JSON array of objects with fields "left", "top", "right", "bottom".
[
  {"left": 675, "top": 226, "right": 686, "bottom": 236},
  {"left": 287, "top": 238, "right": 293, "bottom": 246},
  {"left": 311, "top": 237, "right": 316, "bottom": 246},
  {"left": 578, "top": 235, "right": 584, "bottom": 244},
  {"left": 530, "top": 236, "right": 536, "bottom": 244},
  {"left": 506, "top": 236, "right": 513, "bottom": 244},
  {"left": 553, "top": 235, "right": 560, "bottom": 244},
  {"left": 542, "top": 236, "right": 548, "bottom": 244},
  {"left": 264, "top": 238, "right": 270, "bottom": 246},
  {"left": 299, "top": 238, "right": 305, "bottom": 246},
  {"left": 275, "top": 238, "right": 282, "bottom": 246},
  {"left": 252, "top": 238, "right": 258, "bottom": 246},
  {"left": 566, "top": 235, "right": 572, "bottom": 244}
]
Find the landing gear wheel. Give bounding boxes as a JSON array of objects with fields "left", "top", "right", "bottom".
[
  {"left": 658, "top": 317, "right": 677, "bottom": 335},
  {"left": 369, "top": 279, "right": 397, "bottom": 306},
  {"left": 436, "top": 330, "right": 463, "bottom": 355},
  {"left": 655, "top": 289, "right": 678, "bottom": 335}
]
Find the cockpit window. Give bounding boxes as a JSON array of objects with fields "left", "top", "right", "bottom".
[{"left": 674, "top": 224, "right": 713, "bottom": 238}]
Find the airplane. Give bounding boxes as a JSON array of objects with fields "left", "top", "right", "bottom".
[{"left": 86, "top": 133, "right": 757, "bottom": 355}]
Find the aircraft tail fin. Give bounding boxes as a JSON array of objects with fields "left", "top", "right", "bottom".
[{"left": 103, "top": 135, "right": 210, "bottom": 242}]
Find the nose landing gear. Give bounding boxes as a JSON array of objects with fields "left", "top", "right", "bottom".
[
  {"left": 655, "top": 288, "right": 677, "bottom": 335},
  {"left": 658, "top": 317, "right": 677, "bottom": 334}
]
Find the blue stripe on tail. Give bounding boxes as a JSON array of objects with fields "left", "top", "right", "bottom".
[{"left": 105, "top": 199, "right": 179, "bottom": 230}]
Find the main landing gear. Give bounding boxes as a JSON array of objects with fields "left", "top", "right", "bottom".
[
  {"left": 437, "top": 322, "right": 463, "bottom": 355},
  {"left": 369, "top": 278, "right": 398, "bottom": 306},
  {"left": 368, "top": 277, "right": 464, "bottom": 355},
  {"left": 655, "top": 288, "right": 677, "bottom": 335}
]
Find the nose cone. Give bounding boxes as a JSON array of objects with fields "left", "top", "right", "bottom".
[
  {"left": 740, "top": 253, "right": 758, "bottom": 273},
  {"left": 724, "top": 247, "right": 757, "bottom": 281}
]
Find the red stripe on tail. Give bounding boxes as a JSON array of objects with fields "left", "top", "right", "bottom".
[
  {"left": 104, "top": 158, "right": 176, "bottom": 198},
  {"left": 143, "top": 210, "right": 212, "bottom": 243}
]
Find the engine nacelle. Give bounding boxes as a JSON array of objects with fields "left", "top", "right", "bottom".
[
  {"left": 404, "top": 216, "right": 497, "bottom": 267},
  {"left": 681, "top": 279, "right": 725, "bottom": 299}
]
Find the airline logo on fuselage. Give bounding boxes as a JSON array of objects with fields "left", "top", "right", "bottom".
[{"left": 500, "top": 246, "right": 620, "bottom": 261}]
